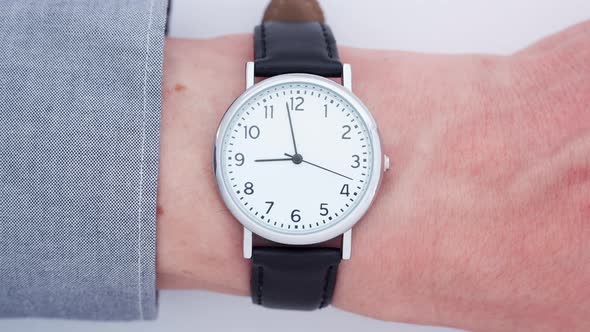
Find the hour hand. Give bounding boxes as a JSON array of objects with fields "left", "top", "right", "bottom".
[{"left": 254, "top": 157, "right": 293, "bottom": 162}]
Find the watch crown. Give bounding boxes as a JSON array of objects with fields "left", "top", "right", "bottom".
[{"left": 384, "top": 154, "right": 390, "bottom": 172}]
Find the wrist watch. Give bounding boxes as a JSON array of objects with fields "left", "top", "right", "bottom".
[{"left": 213, "top": 1, "right": 389, "bottom": 310}]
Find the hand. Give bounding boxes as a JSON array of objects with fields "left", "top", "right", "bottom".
[
  {"left": 283, "top": 153, "right": 353, "bottom": 180},
  {"left": 285, "top": 100, "right": 299, "bottom": 155},
  {"left": 254, "top": 157, "right": 292, "bottom": 162},
  {"left": 157, "top": 21, "right": 590, "bottom": 331}
]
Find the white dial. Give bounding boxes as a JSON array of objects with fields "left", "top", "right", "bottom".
[{"left": 215, "top": 74, "right": 382, "bottom": 242}]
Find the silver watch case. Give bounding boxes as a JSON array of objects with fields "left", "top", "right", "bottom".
[{"left": 213, "top": 62, "right": 386, "bottom": 259}]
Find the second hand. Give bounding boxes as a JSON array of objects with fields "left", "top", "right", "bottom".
[{"left": 284, "top": 153, "right": 353, "bottom": 181}]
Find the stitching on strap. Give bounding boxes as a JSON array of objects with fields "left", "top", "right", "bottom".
[
  {"left": 319, "top": 23, "right": 333, "bottom": 59},
  {"left": 318, "top": 265, "right": 334, "bottom": 308},
  {"left": 256, "top": 266, "right": 264, "bottom": 305}
]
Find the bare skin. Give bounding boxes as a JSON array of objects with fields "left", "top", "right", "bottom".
[{"left": 156, "top": 21, "right": 590, "bottom": 331}]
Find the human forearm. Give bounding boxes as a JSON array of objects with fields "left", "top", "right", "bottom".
[{"left": 156, "top": 22, "right": 590, "bottom": 331}]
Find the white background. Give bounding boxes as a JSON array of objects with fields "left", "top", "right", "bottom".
[{"left": 2, "top": 1, "right": 589, "bottom": 332}]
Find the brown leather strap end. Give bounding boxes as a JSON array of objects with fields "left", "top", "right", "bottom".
[{"left": 262, "top": 0, "right": 325, "bottom": 23}]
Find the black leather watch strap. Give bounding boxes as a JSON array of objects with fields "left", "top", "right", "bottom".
[
  {"left": 251, "top": 247, "right": 341, "bottom": 310},
  {"left": 248, "top": 0, "right": 343, "bottom": 311},
  {"left": 254, "top": 21, "right": 343, "bottom": 77}
]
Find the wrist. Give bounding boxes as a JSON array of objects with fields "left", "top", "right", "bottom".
[
  {"left": 156, "top": 36, "right": 251, "bottom": 294},
  {"left": 155, "top": 34, "right": 496, "bottom": 327},
  {"left": 155, "top": 34, "right": 444, "bottom": 309},
  {"left": 156, "top": 21, "right": 590, "bottom": 329}
]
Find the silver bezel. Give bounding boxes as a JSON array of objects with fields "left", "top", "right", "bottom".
[{"left": 214, "top": 72, "right": 383, "bottom": 245}]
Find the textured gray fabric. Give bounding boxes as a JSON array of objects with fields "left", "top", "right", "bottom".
[{"left": 0, "top": 0, "right": 168, "bottom": 320}]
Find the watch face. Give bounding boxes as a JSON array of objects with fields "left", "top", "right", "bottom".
[{"left": 215, "top": 74, "right": 382, "bottom": 245}]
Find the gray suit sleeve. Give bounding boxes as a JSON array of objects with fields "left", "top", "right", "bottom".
[{"left": 0, "top": 0, "right": 169, "bottom": 320}]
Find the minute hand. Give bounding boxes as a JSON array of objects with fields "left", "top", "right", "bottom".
[
  {"left": 284, "top": 154, "right": 353, "bottom": 181},
  {"left": 285, "top": 101, "right": 299, "bottom": 155}
]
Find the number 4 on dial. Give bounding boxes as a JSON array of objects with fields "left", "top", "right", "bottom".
[{"left": 340, "top": 184, "right": 350, "bottom": 196}]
